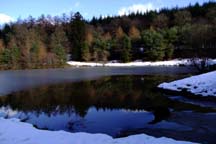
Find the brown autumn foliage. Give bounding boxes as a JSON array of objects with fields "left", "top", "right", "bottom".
[
  {"left": 0, "top": 39, "right": 4, "bottom": 52},
  {"left": 115, "top": 26, "right": 125, "bottom": 40},
  {"left": 128, "top": 25, "right": 141, "bottom": 40}
]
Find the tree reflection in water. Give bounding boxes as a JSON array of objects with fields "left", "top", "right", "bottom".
[
  {"left": 0, "top": 76, "right": 174, "bottom": 116},
  {"left": 0, "top": 75, "right": 215, "bottom": 141}
]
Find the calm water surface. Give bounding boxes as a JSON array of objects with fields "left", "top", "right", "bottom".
[{"left": 0, "top": 67, "right": 215, "bottom": 143}]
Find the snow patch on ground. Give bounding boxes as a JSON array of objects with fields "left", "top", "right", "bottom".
[
  {"left": 0, "top": 118, "right": 197, "bottom": 144},
  {"left": 67, "top": 61, "right": 104, "bottom": 67},
  {"left": 67, "top": 59, "right": 216, "bottom": 67},
  {"left": 158, "top": 71, "right": 216, "bottom": 97},
  {"left": 67, "top": 59, "right": 192, "bottom": 67}
]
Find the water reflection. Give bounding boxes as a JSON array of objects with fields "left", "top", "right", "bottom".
[{"left": 0, "top": 75, "right": 215, "bottom": 143}]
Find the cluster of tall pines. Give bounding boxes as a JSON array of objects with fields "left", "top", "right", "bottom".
[{"left": 0, "top": 2, "right": 215, "bottom": 69}]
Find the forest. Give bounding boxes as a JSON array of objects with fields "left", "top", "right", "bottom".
[{"left": 0, "top": 1, "right": 215, "bottom": 69}]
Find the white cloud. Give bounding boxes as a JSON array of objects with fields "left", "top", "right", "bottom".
[
  {"left": 118, "top": 3, "right": 156, "bottom": 16},
  {"left": 0, "top": 13, "right": 14, "bottom": 25},
  {"left": 74, "top": 2, "right": 80, "bottom": 7}
]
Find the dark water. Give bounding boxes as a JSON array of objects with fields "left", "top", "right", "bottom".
[
  {"left": 0, "top": 66, "right": 197, "bottom": 95},
  {"left": 0, "top": 67, "right": 215, "bottom": 143}
]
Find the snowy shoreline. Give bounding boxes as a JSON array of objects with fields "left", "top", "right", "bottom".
[
  {"left": 0, "top": 118, "right": 197, "bottom": 144},
  {"left": 67, "top": 59, "right": 216, "bottom": 67},
  {"left": 158, "top": 71, "right": 216, "bottom": 97},
  {"left": 67, "top": 59, "right": 191, "bottom": 67}
]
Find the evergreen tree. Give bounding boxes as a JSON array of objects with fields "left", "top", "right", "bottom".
[
  {"left": 68, "top": 12, "right": 86, "bottom": 61},
  {"left": 121, "top": 35, "right": 132, "bottom": 62},
  {"left": 153, "top": 14, "right": 169, "bottom": 29},
  {"left": 92, "top": 36, "right": 110, "bottom": 62},
  {"left": 141, "top": 29, "right": 165, "bottom": 61},
  {"left": 50, "top": 26, "right": 67, "bottom": 65},
  {"left": 0, "top": 49, "right": 11, "bottom": 65},
  {"left": 206, "top": 8, "right": 216, "bottom": 24},
  {"left": 162, "top": 27, "right": 178, "bottom": 59},
  {"left": 174, "top": 10, "right": 192, "bottom": 26}
]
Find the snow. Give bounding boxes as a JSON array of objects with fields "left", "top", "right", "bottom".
[
  {"left": 67, "top": 59, "right": 191, "bottom": 67},
  {"left": 209, "top": 59, "right": 216, "bottom": 65},
  {"left": 67, "top": 61, "right": 104, "bottom": 67},
  {"left": 158, "top": 71, "right": 216, "bottom": 97},
  {"left": 67, "top": 59, "right": 216, "bottom": 67},
  {"left": 0, "top": 118, "right": 197, "bottom": 144}
]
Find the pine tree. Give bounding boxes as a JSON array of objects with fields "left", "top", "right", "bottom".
[
  {"left": 153, "top": 14, "right": 169, "bottom": 29},
  {"left": 7, "top": 36, "right": 21, "bottom": 67},
  {"left": 121, "top": 35, "right": 132, "bottom": 62},
  {"left": 174, "top": 10, "right": 192, "bottom": 26},
  {"left": 50, "top": 26, "right": 67, "bottom": 65},
  {"left": 92, "top": 36, "right": 110, "bottom": 62},
  {"left": 162, "top": 27, "right": 177, "bottom": 59},
  {"left": 68, "top": 12, "right": 86, "bottom": 61},
  {"left": 141, "top": 29, "right": 165, "bottom": 61}
]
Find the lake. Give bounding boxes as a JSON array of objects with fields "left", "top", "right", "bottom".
[{"left": 0, "top": 66, "right": 215, "bottom": 143}]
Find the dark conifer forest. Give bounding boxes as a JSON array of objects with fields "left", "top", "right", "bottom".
[{"left": 0, "top": 2, "right": 215, "bottom": 69}]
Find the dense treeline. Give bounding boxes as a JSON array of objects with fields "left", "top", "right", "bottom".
[{"left": 0, "top": 2, "right": 216, "bottom": 69}]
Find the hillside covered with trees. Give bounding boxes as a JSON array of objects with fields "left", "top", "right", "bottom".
[{"left": 0, "top": 2, "right": 215, "bottom": 69}]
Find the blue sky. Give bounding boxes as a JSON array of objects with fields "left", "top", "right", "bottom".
[{"left": 0, "top": 0, "right": 213, "bottom": 24}]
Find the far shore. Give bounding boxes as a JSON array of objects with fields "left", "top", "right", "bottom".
[{"left": 67, "top": 59, "right": 216, "bottom": 67}]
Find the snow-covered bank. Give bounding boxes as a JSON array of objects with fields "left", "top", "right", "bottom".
[
  {"left": 67, "top": 59, "right": 191, "bottom": 67},
  {"left": 67, "top": 59, "right": 216, "bottom": 67},
  {"left": 158, "top": 71, "right": 216, "bottom": 97},
  {"left": 0, "top": 118, "right": 197, "bottom": 144}
]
